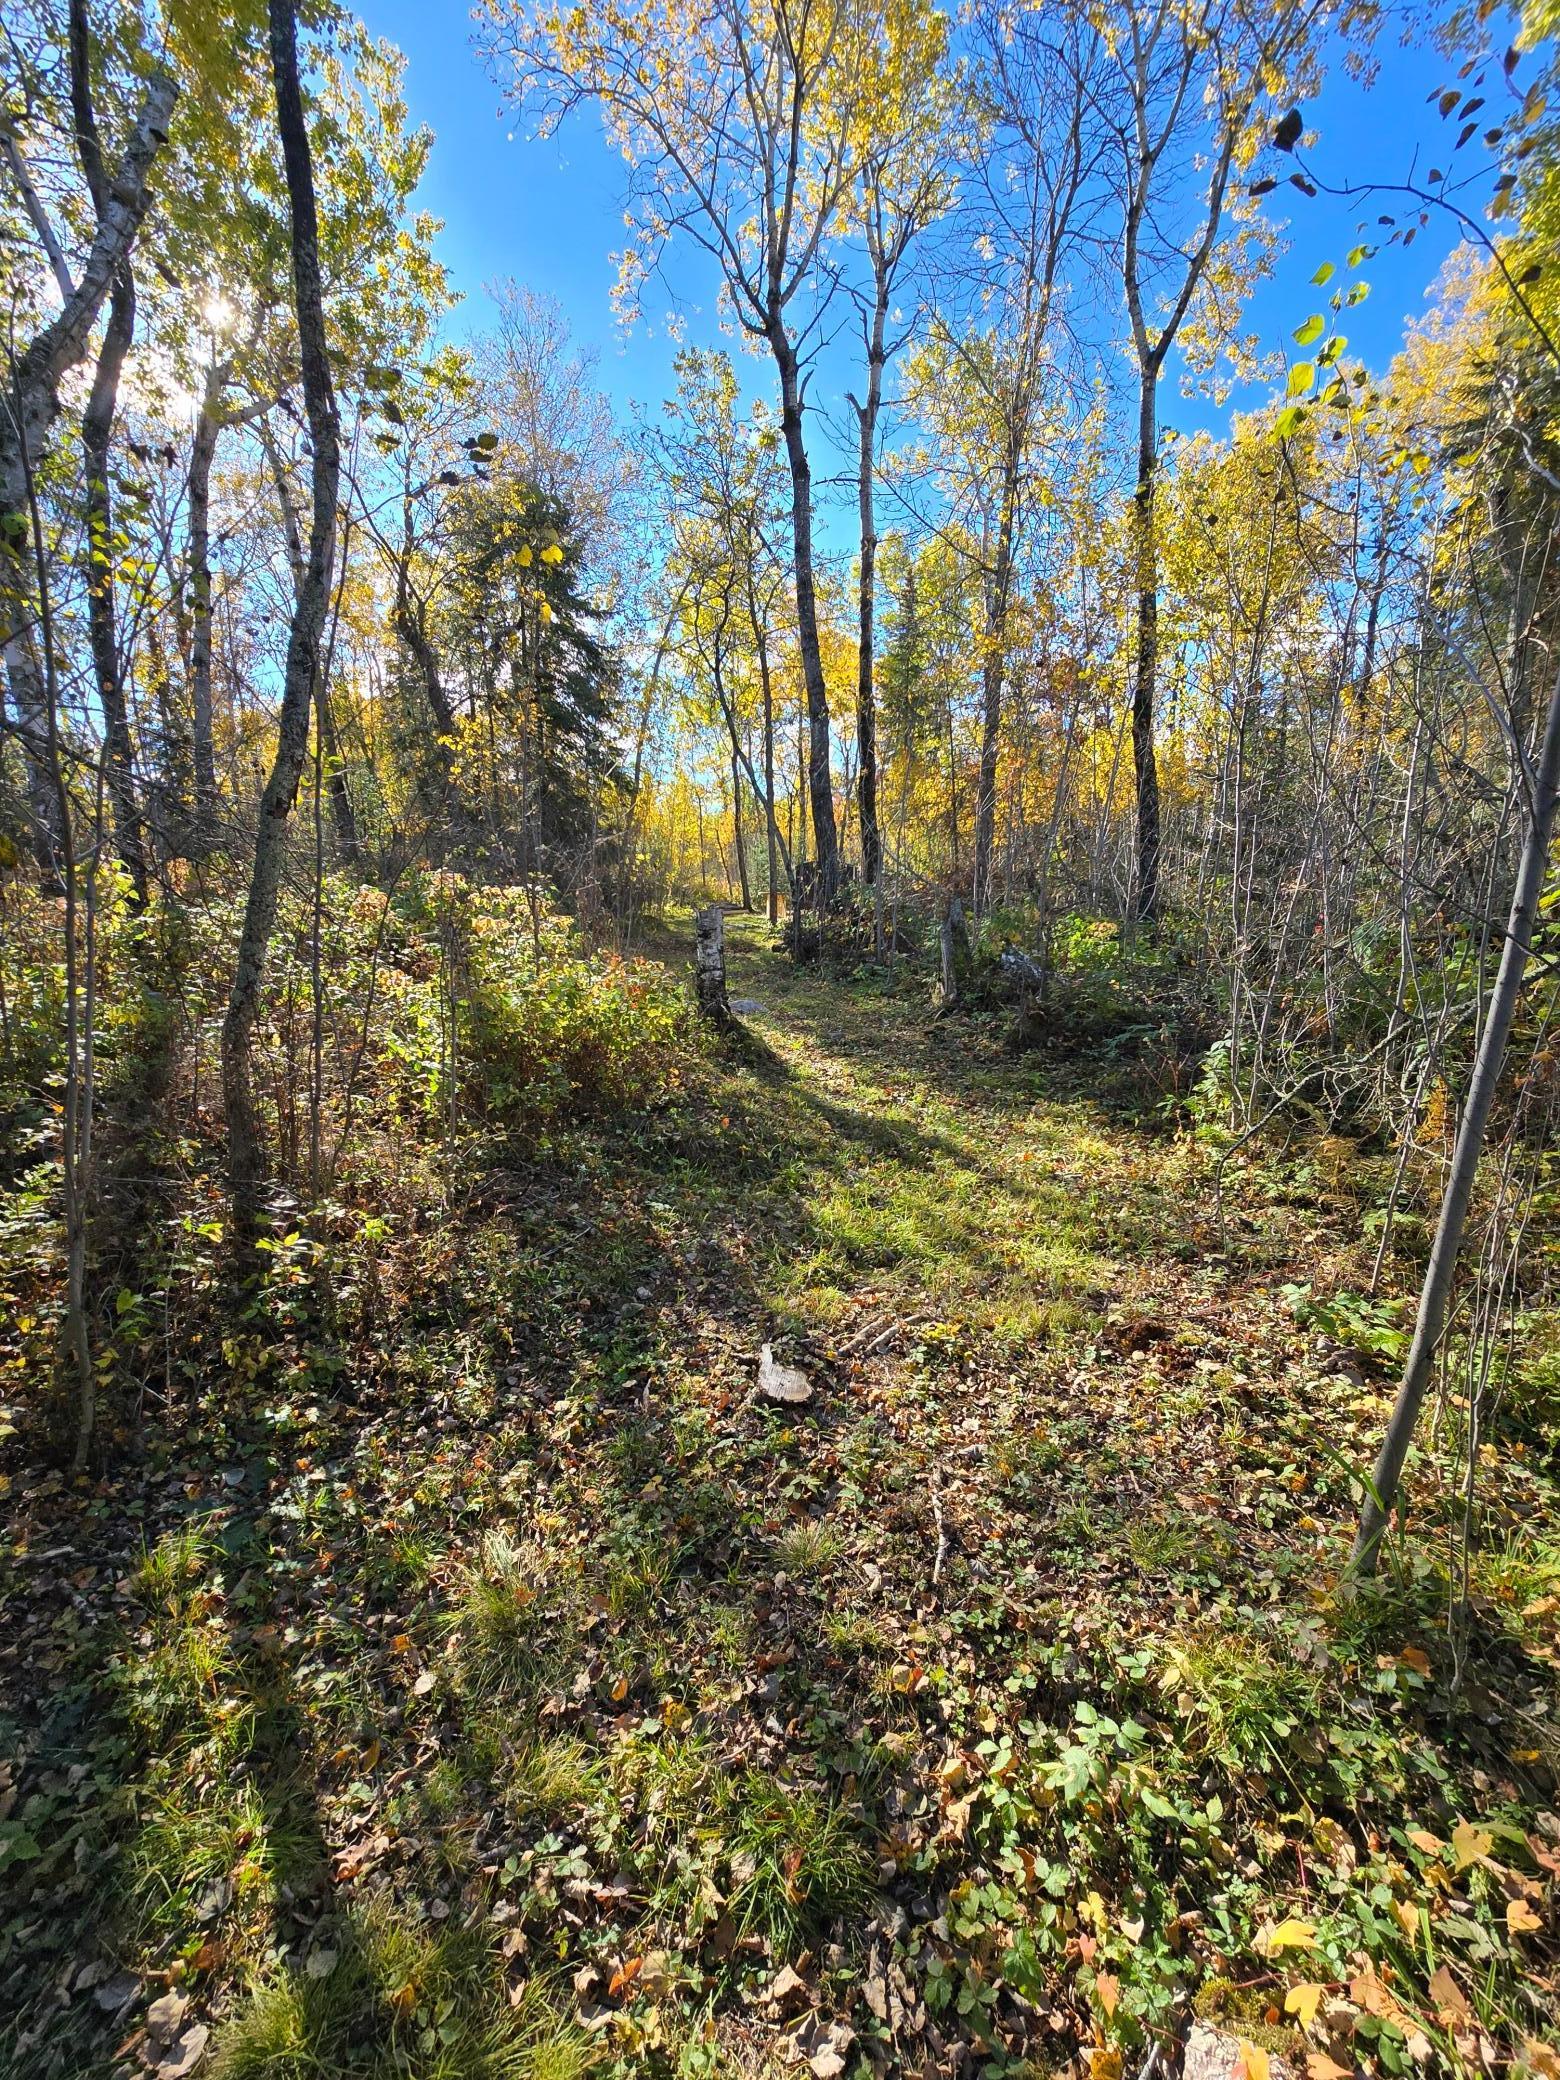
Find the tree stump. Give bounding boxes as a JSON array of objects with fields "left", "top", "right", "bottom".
[{"left": 694, "top": 904, "right": 730, "bottom": 1023}]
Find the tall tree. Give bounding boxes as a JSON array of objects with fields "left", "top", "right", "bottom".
[
  {"left": 844, "top": 0, "right": 953, "bottom": 889},
  {"left": 220, "top": 0, "right": 341, "bottom": 1217},
  {"left": 480, "top": 0, "right": 891, "bottom": 904},
  {"left": 1101, "top": 0, "right": 1326, "bottom": 922},
  {"left": 914, "top": 4, "right": 1104, "bottom": 913}
]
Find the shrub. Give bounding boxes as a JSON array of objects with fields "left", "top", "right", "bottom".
[{"left": 382, "top": 874, "right": 696, "bottom": 1133}]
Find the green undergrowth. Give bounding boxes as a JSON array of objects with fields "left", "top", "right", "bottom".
[{"left": 2, "top": 914, "right": 1557, "bottom": 2079}]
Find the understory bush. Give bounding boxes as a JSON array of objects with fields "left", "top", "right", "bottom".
[{"left": 383, "top": 872, "right": 697, "bottom": 1133}]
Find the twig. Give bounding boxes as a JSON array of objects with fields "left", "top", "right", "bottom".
[{"left": 930, "top": 1470, "right": 947, "bottom": 1588}]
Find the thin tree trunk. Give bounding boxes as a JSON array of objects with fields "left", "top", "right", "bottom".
[
  {"left": 80, "top": 267, "right": 147, "bottom": 902},
  {"left": 1350, "top": 665, "right": 1560, "bottom": 1576},
  {"left": 727, "top": 730, "right": 751, "bottom": 911},
  {"left": 617, "top": 582, "right": 686, "bottom": 935},
  {"left": 973, "top": 449, "right": 1018, "bottom": 915},
  {"left": 761, "top": 614, "right": 780, "bottom": 923},
  {"left": 393, "top": 544, "right": 459, "bottom": 820},
  {"left": 258, "top": 414, "right": 356, "bottom": 859},
  {"left": 317, "top": 513, "right": 358, "bottom": 865},
  {"left": 187, "top": 376, "right": 221, "bottom": 835},
  {"left": 772, "top": 327, "right": 838, "bottom": 903},
  {"left": 854, "top": 280, "right": 887, "bottom": 888},
  {"left": 220, "top": 0, "right": 342, "bottom": 1223},
  {"left": 1129, "top": 365, "right": 1162, "bottom": 924},
  {"left": 744, "top": 569, "right": 790, "bottom": 921}
]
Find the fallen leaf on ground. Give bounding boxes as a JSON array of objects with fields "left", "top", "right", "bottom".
[
  {"left": 1451, "top": 1819, "right": 1492, "bottom": 1871},
  {"left": 1258, "top": 1917, "right": 1317, "bottom": 1956},
  {"left": 157, "top": 2022, "right": 209, "bottom": 2077},
  {"left": 1428, "top": 1966, "right": 1470, "bottom": 2020},
  {"left": 146, "top": 1990, "right": 189, "bottom": 2044},
  {"left": 1306, "top": 2057, "right": 1350, "bottom": 2080},
  {"left": 1285, "top": 1984, "right": 1326, "bottom": 2030}
]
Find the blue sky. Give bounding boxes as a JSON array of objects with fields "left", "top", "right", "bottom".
[{"left": 364, "top": 2, "right": 1515, "bottom": 507}]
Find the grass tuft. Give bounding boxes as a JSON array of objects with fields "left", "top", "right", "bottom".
[{"left": 215, "top": 1904, "right": 591, "bottom": 2080}]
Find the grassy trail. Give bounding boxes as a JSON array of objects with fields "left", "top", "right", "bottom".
[{"left": 5, "top": 919, "right": 1558, "bottom": 2080}]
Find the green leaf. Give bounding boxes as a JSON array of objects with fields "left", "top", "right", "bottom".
[
  {"left": 1275, "top": 404, "right": 1307, "bottom": 439},
  {"left": 1311, "top": 262, "right": 1335, "bottom": 286},
  {"left": 1287, "top": 361, "right": 1315, "bottom": 398},
  {"left": 1293, "top": 313, "right": 1325, "bottom": 346}
]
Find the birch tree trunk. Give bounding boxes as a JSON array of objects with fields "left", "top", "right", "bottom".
[
  {"left": 0, "top": 57, "right": 175, "bottom": 880},
  {"left": 854, "top": 276, "right": 887, "bottom": 889}
]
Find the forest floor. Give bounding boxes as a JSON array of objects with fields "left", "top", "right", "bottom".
[{"left": 4, "top": 915, "right": 1560, "bottom": 2080}]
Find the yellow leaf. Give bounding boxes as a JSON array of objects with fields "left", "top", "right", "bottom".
[
  {"left": 1399, "top": 1645, "right": 1431, "bottom": 1676},
  {"left": 1508, "top": 1898, "right": 1543, "bottom": 1936},
  {"left": 1095, "top": 1971, "right": 1120, "bottom": 2019},
  {"left": 1285, "top": 1983, "right": 1326, "bottom": 2029},
  {"left": 1451, "top": 1819, "right": 1493, "bottom": 1871},
  {"left": 540, "top": 542, "right": 565, "bottom": 564},
  {"left": 1241, "top": 2044, "right": 1270, "bottom": 2080},
  {"left": 1520, "top": 2039, "right": 1560, "bottom": 2080},
  {"left": 1407, "top": 1828, "right": 1443, "bottom": 1856},
  {"left": 1259, "top": 1917, "right": 1318, "bottom": 1955},
  {"left": 1393, "top": 1898, "right": 1419, "bottom": 1940}
]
